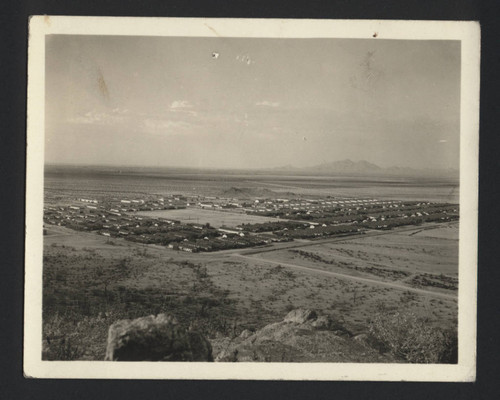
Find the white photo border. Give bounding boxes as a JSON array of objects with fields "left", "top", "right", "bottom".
[{"left": 25, "top": 16, "right": 480, "bottom": 381}]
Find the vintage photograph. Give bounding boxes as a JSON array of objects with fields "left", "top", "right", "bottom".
[{"left": 25, "top": 17, "right": 479, "bottom": 380}]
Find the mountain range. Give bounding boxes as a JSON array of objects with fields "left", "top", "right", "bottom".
[{"left": 270, "top": 159, "right": 458, "bottom": 178}]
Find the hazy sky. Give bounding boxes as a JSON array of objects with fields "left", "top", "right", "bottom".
[{"left": 45, "top": 35, "right": 460, "bottom": 169}]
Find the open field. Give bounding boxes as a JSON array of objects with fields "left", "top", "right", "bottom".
[
  {"left": 136, "top": 208, "right": 285, "bottom": 228},
  {"left": 240, "top": 223, "right": 458, "bottom": 294},
  {"left": 251, "top": 223, "right": 458, "bottom": 277}
]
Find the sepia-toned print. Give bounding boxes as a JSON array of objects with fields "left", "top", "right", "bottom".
[{"left": 25, "top": 17, "right": 479, "bottom": 381}]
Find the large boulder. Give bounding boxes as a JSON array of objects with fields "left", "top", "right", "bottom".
[{"left": 105, "top": 314, "right": 213, "bottom": 361}]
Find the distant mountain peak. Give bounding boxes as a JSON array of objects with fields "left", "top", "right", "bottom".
[
  {"left": 309, "top": 159, "right": 382, "bottom": 173},
  {"left": 269, "top": 159, "right": 458, "bottom": 178}
]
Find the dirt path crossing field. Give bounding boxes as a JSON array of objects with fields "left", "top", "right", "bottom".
[{"left": 232, "top": 253, "right": 457, "bottom": 300}]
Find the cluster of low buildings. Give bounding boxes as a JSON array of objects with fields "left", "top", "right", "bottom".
[
  {"left": 44, "top": 192, "right": 459, "bottom": 253},
  {"left": 43, "top": 197, "right": 288, "bottom": 252},
  {"left": 245, "top": 198, "right": 403, "bottom": 214},
  {"left": 238, "top": 200, "right": 459, "bottom": 238}
]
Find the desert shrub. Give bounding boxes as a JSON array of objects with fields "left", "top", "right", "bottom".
[
  {"left": 283, "top": 270, "right": 296, "bottom": 279},
  {"left": 267, "top": 294, "right": 278, "bottom": 302},
  {"left": 369, "top": 310, "right": 457, "bottom": 364},
  {"left": 42, "top": 312, "right": 85, "bottom": 360},
  {"left": 47, "top": 336, "right": 84, "bottom": 361},
  {"left": 43, "top": 311, "right": 122, "bottom": 360}
]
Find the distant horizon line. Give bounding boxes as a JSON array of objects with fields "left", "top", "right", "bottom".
[
  {"left": 44, "top": 160, "right": 459, "bottom": 170},
  {"left": 44, "top": 160, "right": 459, "bottom": 175}
]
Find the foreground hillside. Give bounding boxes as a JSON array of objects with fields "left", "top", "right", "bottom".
[{"left": 42, "top": 224, "right": 458, "bottom": 363}]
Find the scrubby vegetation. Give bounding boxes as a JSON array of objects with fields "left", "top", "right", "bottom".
[
  {"left": 42, "top": 250, "right": 241, "bottom": 360},
  {"left": 409, "top": 273, "right": 458, "bottom": 291},
  {"left": 368, "top": 309, "right": 457, "bottom": 363},
  {"left": 290, "top": 249, "right": 411, "bottom": 280}
]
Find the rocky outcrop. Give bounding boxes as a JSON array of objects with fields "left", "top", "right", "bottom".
[
  {"left": 104, "top": 309, "right": 396, "bottom": 363},
  {"left": 105, "top": 314, "right": 213, "bottom": 361},
  {"left": 212, "top": 309, "right": 395, "bottom": 363}
]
